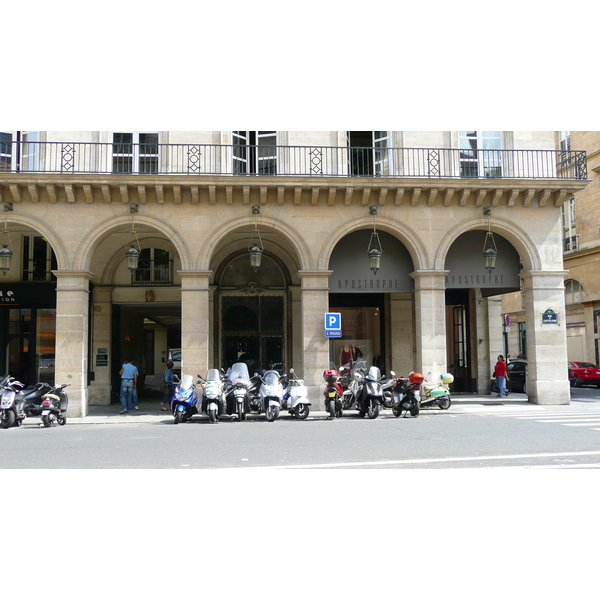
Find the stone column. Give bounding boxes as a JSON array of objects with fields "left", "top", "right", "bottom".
[
  {"left": 521, "top": 270, "right": 570, "bottom": 404},
  {"left": 298, "top": 270, "right": 332, "bottom": 408},
  {"left": 53, "top": 270, "right": 92, "bottom": 417},
  {"left": 88, "top": 286, "right": 113, "bottom": 405},
  {"left": 411, "top": 270, "right": 449, "bottom": 378},
  {"left": 179, "top": 271, "right": 212, "bottom": 379}
]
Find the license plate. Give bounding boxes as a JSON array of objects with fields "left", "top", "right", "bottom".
[{"left": 328, "top": 391, "right": 336, "bottom": 398}]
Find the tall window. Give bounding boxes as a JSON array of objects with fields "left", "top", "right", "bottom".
[
  {"left": 232, "top": 131, "right": 277, "bottom": 174},
  {"left": 565, "top": 280, "right": 584, "bottom": 305},
  {"left": 562, "top": 196, "right": 577, "bottom": 253},
  {"left": 132, "top": 248, "right": 173, "bottom": 286},
  {"left": 459, "top": 131, "right": 502, "bottom": 178},
  {"left": 347, "top": 131, "right": 391, "bottom": 176},
  {"left": 0, "top": 131, "right": 39, "bottom": 171},
  {"left": 22, "top": 235, "right": 57, "bottom": 282},
  {"left": 112, "top": 132, "right": 159, "bottom": 174}
]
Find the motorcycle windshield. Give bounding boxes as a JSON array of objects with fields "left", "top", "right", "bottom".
[
  {"left": 206, "top": 369, "right": 220, "bottom": 381},
  {"left": 229, "top": 362, "right": 250, "bottom": 382},
  {"left": 264, "top": 371, "right": 279, "bottom": 386},
  {"left": 367, "top": 366, "right": 381, "bottom": 380}
]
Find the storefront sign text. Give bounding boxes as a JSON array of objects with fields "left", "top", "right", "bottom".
[{"left": 336, "top": 279, "right": 401, "bottom": 291}]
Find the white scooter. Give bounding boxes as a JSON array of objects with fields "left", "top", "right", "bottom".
[
  {"left": 199, "top": 369, "right": 226, "bottom": 423},
  {"left": 421, "top": 372, "right": 453, "bottom": 409},
  {"left": 282, "top": 368, "right": 311, "bottom": 420},
  {"left": 257, "top": 369, "right": 284, "bottom": 422}
]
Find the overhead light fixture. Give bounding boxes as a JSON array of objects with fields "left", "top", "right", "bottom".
[
  {"left": 367, "top": 205, "right": 382, "bottom": 275},
  {"left": 482, "top": 206, "right": 498, "bottom": 274},
  {"left": 248, "top": 205, "right": 263, "bottom": 272},
  {"left": 0, "top": 202, "right": 14, "bottom": 276},
  {"left": 125, "top": 204, "right": 141, "bottom": 272}
]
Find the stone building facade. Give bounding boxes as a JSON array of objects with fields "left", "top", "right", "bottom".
[{"left": 0, "top": 131, "right": 589, "bottom": 416}]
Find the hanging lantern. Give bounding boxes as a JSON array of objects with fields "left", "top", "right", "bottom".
[
  {"left": 482, "top": 207, "right": 498, "bottom": 274},
  {"left": 248, "top": 205, "right": 264, "bottom": 272},
  {"left": 367, "top": 206, "right": 382, "bottom": 274},
  {"left": 0, "top": 244, "right": 13, "bottom": 276},
  {"left": 125, "top": 204, "right": 141, "bottom": 273}
]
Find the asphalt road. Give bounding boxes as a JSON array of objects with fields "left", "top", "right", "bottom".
[{"left": 3, "top": 386, "right": 600, "bottom": 469}]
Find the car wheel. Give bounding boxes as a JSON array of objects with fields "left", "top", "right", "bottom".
[{"left": 522, "top": 381, "right": 527, "bottom": 395}]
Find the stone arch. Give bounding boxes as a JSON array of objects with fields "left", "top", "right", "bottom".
[
  {"left": 434, "top": 215, "right": 542, "bottom": 272},
  {"left": 3, "top": 212, "right": 69, "bottom": 270},
  {"left": 317, "top": 214, "right": 429, "bottom": 272},
  {"left": 72, "top": 214, "right": 193, "bottom": 273},
  {"left": 200, "top": 215, "right": 312, "bottom": 273}
]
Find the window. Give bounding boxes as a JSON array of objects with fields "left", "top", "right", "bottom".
[
  {"left": 459, "top": 131, "right": 502, "bottom": 178},
  {"left": 0, "top": 131, "right": 39, "bottom": 171},
  {"left": 347, "top": 131, "right": 392, "bottom": 176},
  {"left": 232, "top": 131, "right": 277, "bottom": 174},
  {"left": 112, "top": 132, "right": 159, "bottom": 174},
  {"left": 132, "top": 248, "right": 173, "bottom": 286},
  {"left": 562, "top": 196, "right": 577, "bottom": 253},
  {"left": 565, "top": 280, "right": 584, "bottom": 305},
  {"left": 22, "top": 235, "right": 57, "bottom": 282}
]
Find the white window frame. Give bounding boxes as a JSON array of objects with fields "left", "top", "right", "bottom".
[
  {"left": 112, "top": 132, "right": 160, "bottom": 174},
  {"left": 562, "top": 196, "right": 577, "bottom": 253},
  {"left": 459, "top": 131, "right": 503, "bottom": 178},
  {"left": 232, "top": 131, "right": 277, "bottom": 174}
]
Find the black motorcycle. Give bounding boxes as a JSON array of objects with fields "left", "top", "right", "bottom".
[
  {"left": 356, "top": 365, "right": 384, "bottom": 419},
  {"left": 391, "top": 373, "right": 422, "bottom": 418},
  {"left": 38, "top": 383, "right": 70, "bottom": 427}
]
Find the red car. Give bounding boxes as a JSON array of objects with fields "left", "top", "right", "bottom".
[{"left": 568, "top": 362, "right": 600, "bottom": 388}]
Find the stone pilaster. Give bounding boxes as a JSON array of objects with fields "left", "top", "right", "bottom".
[
  {"left": 411, "top": 270, "right": 449, "bottom": 378},
  {"left": 179, "top": 271, "right": 212, "bottom": 379},
  {"left": 298, "top": 270, "right": 332, "bottom": 407},
  {"left": 88, "top": 286, "right": 113, "bottom": 405},
  {"left": 52, "top": 270, "right": 92, "bottom": 417},
  {"left": 521, "top": 270, "right": 570, "bottom": 404},
  {"left": 389, "top": 293, "right": 415, "bottom": 375}
]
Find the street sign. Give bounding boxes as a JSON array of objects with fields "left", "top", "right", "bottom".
[
  {"left": 542, "top": 309, "right": 558, "bottom": 324},
  {"left": 326, "top": 330, "right": 342, "bottom": 338},
  {"left": 325, "top": 312, "right": 342, "bottom": 330}
]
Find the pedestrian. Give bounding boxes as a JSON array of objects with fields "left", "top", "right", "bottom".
[
  {"left": 119, "top": 356, "right": 138, "bottom": 414},
  {"left": 494, "top": 354, "right": 509, "bottom": 398},
  {"left": 517, "top": 351, "right": 526, "bottom": 359},
  {"left": 161, "top": 361, "right": 175, "bottom": 411}
]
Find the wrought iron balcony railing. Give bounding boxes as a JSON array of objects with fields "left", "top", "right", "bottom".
[{"left": 0, "top": 142, "right": 587, "bottom": 180}]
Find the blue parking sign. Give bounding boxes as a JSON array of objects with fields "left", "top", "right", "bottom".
[{"left": 325, "top": 312, "right": 341, "bottom": 330}]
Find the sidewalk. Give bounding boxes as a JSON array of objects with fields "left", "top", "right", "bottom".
[{"left": 69, "top": 393, "right": 539, "bottom": 424}]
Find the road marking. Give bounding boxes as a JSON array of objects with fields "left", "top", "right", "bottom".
[{"left": 231, "top": 450, "right": 600, "bottom": 469}]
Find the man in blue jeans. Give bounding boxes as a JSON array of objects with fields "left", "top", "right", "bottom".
[{"left": 119, "top": 357, "right": 138, "bottom": 414}]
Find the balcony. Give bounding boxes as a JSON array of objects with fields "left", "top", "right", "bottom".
[{"left": 0, "top": 142, "right": 588, "bottom": 180}]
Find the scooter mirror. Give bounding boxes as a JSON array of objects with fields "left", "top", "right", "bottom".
[{"left": 390, "top": 371, "right": 396, "bottom": 377}]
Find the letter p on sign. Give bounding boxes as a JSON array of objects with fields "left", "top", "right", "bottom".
[{"left": 325, "top": 312, "right": 341, "bottom": 330}]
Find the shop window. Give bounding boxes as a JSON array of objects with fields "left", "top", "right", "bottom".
[
  {"left": 132, "top": 248, "right": 173, "bottom": 286},
  {"left": 22, "top": 235, "right": 57, "bottom": 282}
]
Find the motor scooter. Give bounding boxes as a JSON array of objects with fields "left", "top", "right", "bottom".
[
  {"left": 342, "top": 359, "right": 367, "bottom": 412},
  {"left": 281, "top": 368, "right": 311, "bottom": 420},
  {"left": 421, "top": 372, "right": 453, "bottom": 410},
  {"left": 224, "top": 362, "right": 252, "bottom": 421},
  {"left": 170, "top": 374, "right": 199, "bottom": 424},
  {"left": 255, "top": 369, "right": 283, "bottom": 422},
  {"left": 356, "top": 365, "right": 384, "bottom": 419},
  {"left": 39, "top": 383, "right": 70, "bottom": 427},
  {"left": 199, "top": 369, "right": 226, "bottom": 423},
  {"left": 391, "top": 372, "right": 423, "bottom": 417},
  {"left": 323, "top": 366, "right": 343, "bottom": 419},
  {"left": 0, "top": 375, "right": 26, "bottom": 428}
]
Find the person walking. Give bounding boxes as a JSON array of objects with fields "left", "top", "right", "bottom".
[
  {"left": 494, "top": 354, "right": 509, "bottom": 398},
  {"left": 131, "top": 360, "right": 140, "bottom": 410},
  {"left": 161, "top": 361, "right": 175, "bottom": 411},
  {"left": 119, "top": 357, "right": 138, "bottom": 414}
]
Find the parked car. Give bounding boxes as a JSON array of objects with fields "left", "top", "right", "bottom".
[
  {"left": 506, "top": 359, "right": 527, "bottom": 394},
  {"left": 166, "top": 348, "right": 181, "bottom": 376},
  {"left": 568, "top": 362, "right": 600, "bottom": 388}
]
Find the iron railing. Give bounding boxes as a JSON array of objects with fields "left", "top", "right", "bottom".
[{"left": 0, "top": 142, "right": 587, "bottom": 180}]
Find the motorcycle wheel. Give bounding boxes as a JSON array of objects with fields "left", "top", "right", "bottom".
[
  {"left": 1, "top": 410, "right": 15, "bottom": 429},
  {"left": 208, "top": 409, "right": 217, "bottom": 423},
  {"left": 437, "top": 396, "right": 451, "bottom": 410},
  {"left": 42, "top": 414, "right": 52, "bottom": 427},
  {"left": 265, "top": 405, "right": 280, "bottom": 422},
  {"left": 237, "top": 403, "right": 244, "bottom": 421},
  {"left": 367, "top": 404, "right": 380, "bottom": 419},
  {"left": 392, "top": 404, "right": 401, "bottom": 418},
  {"left": 295, "top": 404, "right": 310, "bottom": 420},
  {"left": 327, "top": 399, "right": 336, "bottom": 419},
  {"left": 410, "top": 403, "right": 420, "bottom": 417},
  {"left": 58, "top": 417, "right": 67, "bottom": 426},
  {"left": 173, "top": 411, "right": 181, "bottom": 424}
]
